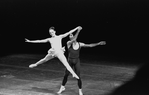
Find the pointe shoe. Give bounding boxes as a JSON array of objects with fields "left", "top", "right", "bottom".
[
  {"left": 57, "top": 86, "right": 65, "bottom": 94},
  {"left": 72, "top": 74, "right": 79, "bottom": 79},
  {"left": 29, "top": 64, "right": 37, "bottom": 68}
]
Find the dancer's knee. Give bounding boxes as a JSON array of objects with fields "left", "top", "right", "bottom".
[
  {"left": 64, "top": 74, "right": 69, "bottom": 78},
  {"left": 65, "top": 72, "right": 70, "bottom": 77},
  {"left": 75, "top": 71, "right": 80, "bottom": 77}
]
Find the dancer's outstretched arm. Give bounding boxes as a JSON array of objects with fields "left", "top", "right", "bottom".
[
  {"left": 25, "top": 38, "right": 49, "bottom": 43},
  {"left": 80, "top": 41, "right": 106, "bottom": 48},
  {"left": 60, "top": 26, "right": 82, "bottom": 38}
]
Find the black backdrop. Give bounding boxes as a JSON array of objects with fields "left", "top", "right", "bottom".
[{"left": 0, "top": 0, "right": 148, "bottom": 63}]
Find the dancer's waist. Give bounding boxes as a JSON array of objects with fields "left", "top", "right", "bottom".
[
  {"left": 68, "top": 57, "right": 79, "bottom": 59},
  {"left": 48, "top": 47, "right": 65, "bottom": 53},
  {"left": 68, "top": 54, "right": 80, "bottom": 59}
]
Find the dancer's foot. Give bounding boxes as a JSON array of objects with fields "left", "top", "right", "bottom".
[
  {"left": 72, "top": 73, "right": 79, "bottom": 79},
  {"left": 57, "top": 86, "right": 65, "bottom": 94},
  {"left": 79, "top": 89, "right": 83, "bottom": 95},
  {"left": 29, "top": 64, "right": 37, "bottom": 68}
]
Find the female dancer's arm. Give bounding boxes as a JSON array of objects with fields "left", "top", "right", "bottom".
[
  {"left": 60, "top": 26, "right": 82, "bottom": 38},
  {"left": 25, "top": 38, "right": 49, "bottom": 43}
]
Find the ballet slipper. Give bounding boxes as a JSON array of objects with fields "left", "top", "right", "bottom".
[
  {"left": 29, "top": 64, "right": 37, "bottom": 68},
  {"left": 72, "top": 74, "right": 79, "bottom": 79},
  {"left": 57, "top": 86, "right": 65, "bottom": 94}
]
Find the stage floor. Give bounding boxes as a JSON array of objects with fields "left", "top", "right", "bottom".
[{"left": 0, "top": 54, "right": 138, "bottom": 95}]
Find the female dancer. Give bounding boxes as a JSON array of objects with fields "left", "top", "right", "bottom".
[{"left": 25, "top": 26, "right": 83, "bottom": 79}]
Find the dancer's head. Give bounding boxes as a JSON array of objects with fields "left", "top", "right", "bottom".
[
  {"left": 49, "top": 27, "right": 56, "bottom": 37},
  {"left": 69, "top": 33, "right": 74, "bottom": 40}
]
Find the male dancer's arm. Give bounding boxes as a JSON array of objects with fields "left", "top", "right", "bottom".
[
  {"left": 71, "top": 28, "right": 81, "bottom": 42},
  {"left": 25, "top": 38, "right": 49, "bottom": 43},
  {"left": 67, "top": 28, "right": 81, "bottom": 48},
  {"left": 80, "top": 41, "right": 106, "bottom": 47},
  {"left": 60, "top": 26, "right": 82, "bottom": 38}
]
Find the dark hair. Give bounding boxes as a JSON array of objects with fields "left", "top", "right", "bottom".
[{"left": 49, "top": 27, "right": 55, "bottom": 30}]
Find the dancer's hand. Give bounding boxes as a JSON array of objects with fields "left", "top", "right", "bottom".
[
  {"left": 25, "top": 38, "right": 30, "bottom": 42},
  {"left": 98, "top": 41, "right": 106, "bottom": 45},
  {"left": 78, "top": 26, "right": 82, "bottom": 30},
  {"left": 29, "top": 64, "right": 37, "bottom": 68}
]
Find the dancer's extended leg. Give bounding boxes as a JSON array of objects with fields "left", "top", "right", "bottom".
[
  {"left": 57, "top": 52, "right": 79, "bottom": 79},
  {"left": 29, "top": 54, "right": 54, "bottom": 68}
]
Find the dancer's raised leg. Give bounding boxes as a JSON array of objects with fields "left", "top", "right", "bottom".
[
  {"left": 57, "top": 53, "right": 79, "bottom": 79},
  {"left": 29, "top": 54, "right": 54, "bottom": 68}
]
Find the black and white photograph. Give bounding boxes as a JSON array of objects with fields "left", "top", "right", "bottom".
[{"left": 0, "top": 0, "right": 148, "bottom": 95}]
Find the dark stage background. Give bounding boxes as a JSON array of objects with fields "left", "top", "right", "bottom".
[{"left": 0, "top": 0, "right": 148, "bottom": 64}]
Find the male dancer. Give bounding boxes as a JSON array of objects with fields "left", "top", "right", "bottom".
[
  {"left": 25, "top": 26, "right": 83, "bottom": 79},
  {"left": 57, "top": 29, "right": 106, "bottom": 95}
]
